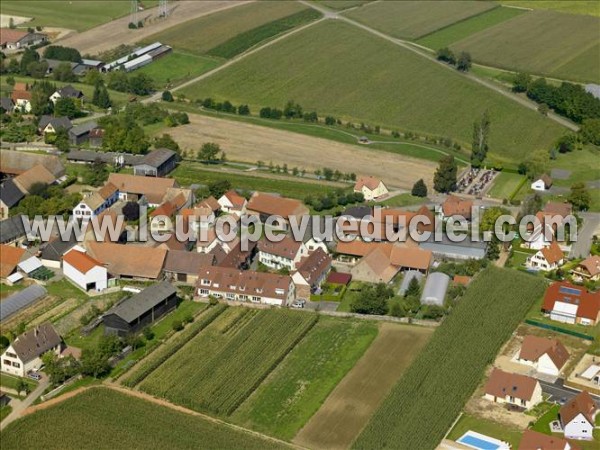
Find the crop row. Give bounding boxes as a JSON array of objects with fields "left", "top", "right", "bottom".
[{"left": 353, "top": 267, "right": 547, "bottom": 450}]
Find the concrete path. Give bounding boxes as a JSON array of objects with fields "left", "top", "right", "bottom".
[{"left": 0, "top": 374, "right": 49, "bottom": 431}]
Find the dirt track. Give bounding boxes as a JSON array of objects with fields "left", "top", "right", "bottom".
[
  {"left": 56, "top": 1, "right": 251, "bottom": 56},
  {"left": 169, "top": 113, "right": 436, "bottom": 190}
]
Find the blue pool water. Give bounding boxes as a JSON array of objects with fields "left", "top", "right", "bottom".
[{"left": 457, "top": 434, "right": 501, "bottom": 450}]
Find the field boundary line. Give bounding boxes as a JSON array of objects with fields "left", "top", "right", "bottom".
[{"left": 414, "top": 4, "right": 503, "bottom": 41}]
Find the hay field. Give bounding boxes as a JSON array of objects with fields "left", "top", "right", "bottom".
[
  {"left": 344, "top": 0, "right": 497, "bottom": 39},
  {"left": 502, "top": 1, "right": 600, "bottom": 17},
  {"left": 181, "top": 20, "right": 564, "bottom": 164}
]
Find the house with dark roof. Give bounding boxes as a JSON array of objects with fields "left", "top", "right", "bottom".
[
  {"left": 102, "top": 281, "right": 177, "bottom": 336},
  {"left": 0, "top": 322, "right": 62, "bottom": 377},
  {"left": 38, "top": 115, "right": 72, "bottom": 135},
  {"left": 560, "top": 390, "right": 597, "bottom": 440},
  {"left": 484, "top": 368, "right": 543, "bottom": 410},
  {"left": 68, "top": 121, "right": 100, "bottom": 146},
  {"left": 0, "top": 178, "right": 25, "bottom": 219},
  {"left": 133, "top": 148, "right": 177, "bottom": 177},
  {"left": 50, "top": 85, "right": 84, "bottom": 104},
  {"left": 40, "top": 235, "right": 79, "bottom": 268},
  {"left": 0, "top": 28, "right": 47, "bottom": 50},
  {"left": 515, "top": 335, "right": 569, "bottom": 377},
  {"left": 67, "top": 150, "right": 142, "bottom": 166},
  {"left": 292, "top": 248, "right": 332, "bottom": 298},
  {"left": 0, "top": 97, "right": 14, "bottom": 113},
  {"left": 542, "top": 282, "right": 600, "bottom": 326},
  {"left": 0, "top": 215, "right": 27, "bottom": 245},
  {"left": 258, "top": 236, "right": 308, "bottom": 271}
]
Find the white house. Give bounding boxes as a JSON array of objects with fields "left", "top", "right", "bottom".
[
  {"left": 1, "top": 323, "right": 62, "bottom": 377},
  {"left": 218, "top": 190, "right": 247, "bottom": 216},
  {"left": 484, "top": 368, "right": 543, "bottom": 410},
  {"left": 514, "top": 335, "right": 569, "bottom": 377},
  {"left": 291, "top": 248, "right": 332, "bottom": 299},
  {"left": 531, "top": 174, "right": 553, "bottom": 192},
  {"left": 353, "top": 176, "right": 389, "bottom": 201},
  {"left": 73, "top": 183, "right": 119, "bottom": 222},
  {"left": 258, "top": 236, "right": 308, "bottom": 271},
  {"left": 526, "top": 241, "right": 565, "bottom": 272},
  {"left": 62, "top": 249, "right": 107, "bottom": 292},
  {"left": 560, "top": 391, "right": 597, "bottom": 440}
]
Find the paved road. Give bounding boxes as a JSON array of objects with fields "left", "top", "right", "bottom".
[
  {"left": 540, "top": 379, "right": 600, "bottom": 407},
  {"left": 570, "top": 212, "right": 600, "bottom": 258},
  {"left": 300, "top": 1, "right": 578, "bottom": 132},
  {"left": 0, "top": 374, "right": 50, "bottom": 431}
]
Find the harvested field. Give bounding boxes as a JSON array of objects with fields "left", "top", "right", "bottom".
[
  {"left": 293, "top": 323, "right": 432, "bottom": 450},
  {"left": 55, "top": 1, "right": 249, "bottom": 56},
  {"left": 168, "top": 113, "right": 437, "bottom": 189},
  {"left": 344, "top": 0, "right": 497, "bottom": 39},
  {"left": 502, "top": 1, "right": 600, "bottom": 17}
]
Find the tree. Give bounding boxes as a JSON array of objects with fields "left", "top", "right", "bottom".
[
  {"left": 568, "top": 182, "right": 591, "bottom": 211},
  {"left": 43, "top": 45, "right": 82, "bottom": 63},
  {"left": 54, "top": 97, "right": 80, "bottom": 119},
  {"left": 80, "top": 349, "right": 111, "bottom": 378},
  {"left": 512, "top": 72, "right": 531, "bottom": 93},
  {"left": 518, "top": 194, "right": 542, "bottom": 221},
  {"left": 54, "top": 127, "right": 70, "bottom": 152},
  {"left": 84, "top": 158, "right": 108, "bottom": 186},
  {"left": 198, "top": 142, "right": 221, "bottom": 163},
  {"left": 471, "top": 111, "right": 491, "bottom": 167},
  {"left": 538, "top": 103, "right": 549, "bottom": 116},
  {"left": 486, "top": 236, "right": 501, "bottom": 260},
  {"left": 123, "top": 201, "right": 140, "bottom": 221},
  {"left": 208, "top": 179, "right": 231, "bottom": 198},
  {"left": 351, "top": 283, "right": 393, "bottom": 315},
  {"left": 456, "top": 52, "right": 472, "bottom": 72},
  {"left": 19, "top": 48, "right": 39, "bottom": 75},
  {"left": 436, "top": 47, "right": 456, "bottom": 65},
  {"left": 238, "top": 104, "right": 250, "bottom": 115},
  {"left": 172, "top": 320, "right": 184, "bottom": 332},
  {"left": 525, "top": 149, "right": 549, "bottom": 180},
  {"left": 433, "top": 155, "right": 457, "bottom": 193},
  {"left": 27, "top": 60, "right": 49, "bottom": 79},
  {"left": 480, "top": 207, "right": 510, "bottom": 233},
  {"left": 161, "top": 90, "right": 173, "bottom": 102},
  {"left": 556, "top": 133, "right": 577, "bottom": 153},
  {"left": 0, "top": 335, "right": 9, "bottom": 349},
  {"left": 9, "top": 17, "right": 15, "bottom": 29},
  {"left": 53, "top": 62, "right": 76, "bottom": 82},
  {"left": 405, "top": 277, "right": 421, "bottom": 298},
  {"left": 283, "top": 100, "right": 303, "bottom": 119},
  {"left": 123, "top": 125, "right": 150, "bottom": 154},
  {"left": 411, "top": 179, "right": 428, "bottom": 197},
  {"left": 128, "top": 73, "right": 154, "bottom": 95},
  {"left": 16, "top": 379, "right": 30, "bottom": 396},
  {"left": 154, "top": 133, "right": 180, "bottom": 153},
  {"left": 580, "top": 118, "right": 600, "bottom": 145},
  {"left": 92, "top": 81, "right": 111, "bottom": 109},
  {"left": 389, "top": 302, "right": 406, "bottom": 318}
]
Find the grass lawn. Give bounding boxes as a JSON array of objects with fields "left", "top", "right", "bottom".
[
  {"left": 0, "top": 1, "right": 157, "bottom": 31},
  {"left": 375, "top": 193, "right": 427, "bottom": 207},
  {"left": 137, "top": 52, "right": 221, "bottom": 90},
  {"left": 488, "top": 172, "right": 527, "bottom": 200},
  {"left": 65, "top": 324, "right": 105, "bottom": 352},
  {"left": 336, "top": 281, "right": 364, "bottom": 312},
  {"left": 531, "top": 404, "right": 559, "bottom": 433},
  {"left": 508, "top": 251, "right": 530, "bottom": 270},
  {"left": 0, "top": 283, "right": 24, "bottom": 298},
  {"left": 447, "top": 413, "right": 523, "bottom": 448},
  {"left": 450, "top": 10, "right": 600, "bottom": 82},
  {"left": 417, "top": 6, "right": 527, "bottom": 50},
  {"left": 317, "top": 1, "right": 372, "bottom": 10},
  {"left": 501, "top": 1, "right": 600, "bottom": 17},
  {"left": 0, "top": 405, "right": 12, "bottom": 422},
  {"left": 1, "top": 387, "right": 288, "bottom": 449},
  {"left": 183, "top": 20, "right": 564, "bottom": 165},
  {"left": 147, "top": 300, "right": 206, "bottom": 341},
  {"left": 0, "top": 373, "right": 37, "bottom": 392},
  {"left": 46, "top": 279, "right": 89, "bottom": 302},
  {"left": 344, "top": 0, "right": 497, "bottom": 40}
]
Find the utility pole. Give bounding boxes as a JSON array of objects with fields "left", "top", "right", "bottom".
[{"left": 130, "top": 0, "right": 138, "bottom": 26}]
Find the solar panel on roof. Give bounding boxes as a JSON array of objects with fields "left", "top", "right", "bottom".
[
  {"left": 559, "top": 286, "right": 581, "bottom": 296},
  {"left": 0, "top": 285, "right": 47, "bottom": 321}
]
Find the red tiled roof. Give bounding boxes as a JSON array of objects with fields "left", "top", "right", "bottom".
[
  {"left": 0, "top": 244, "right": 26, "bottom": 278},
  {"left": 0, "top": 28, "right": 29, "bottom": 46},
  {"left": 247, "top": 192, "right": 308, "bottom": 218},
  {"left": 560, "top": 390, "right": 597, "bottom": 426},
  {"left": 327, "top": 272, "right": 352, "bottom": 285},
  {"left": 296, "top": 248, "right": 331, "bottom": 284},
  {"left": 576, "top": 255, "right": 600, "bottom": 278},
  {"left": 542, "top": 282, "right": 600, "bottom": 322},
  {"left": 543, "top": 201, "right": 572, "bottom": 218},
  {"left": 222, "top": 190, "right": 246, "bottom": 209},
  {"left": 63, "top": 249, "right": 103, "bottom": 274},
  {"left": 540, "top": 241, "right": 564, "bottom": 265},
  {"left": 519, "top": 335, "right": 569, "bottom": 371},
  {"left": 354, "top": 176, "right": 383, "bottom": 191},
  {"left": 484, "top": 368, "right": 538, "bottom": 401},
  {"left": 518, "top": 430, "right": 574, "bottom": 450},
  {"left": 258, "top": 236, "right": 303, "bottom": 260},
  {"left": 442, "top": 195, "right": 473, "bottom": 218}
]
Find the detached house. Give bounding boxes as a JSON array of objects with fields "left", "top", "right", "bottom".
[
  {"left": 439, "top": 195, "right": 473, "bottom": 221},
  {"left": 62, "top": 249, "right": 108, "bottom": 292},
  {"left": 531, "top": 174, "right": 553, "bottom": 192},
  {"left": 526, "top": 240, "right": 565, "bottom": 272},
  {"left": 258, "top": 236, "right": 308, "bottom": 271},
  {"left": 571, "top": 255, "right": 600, "bottom": 282},
  {"left": 515, "top": 335, "right": 569, "bottom": 376},
  {"left": 246, "top": 192, "right": 309, "bottom": 230},
  {"left": 73, "top": 183, "right": 119, "bottom": 222},
  {"left": 1, "top": 323, "right": 62, "bottom": 377},
  {"left": 292, "top": 248, "right": 332, "bottom": 298},
  {"left": 218, "top": 190, "right": 247, "bottom": 216},
  {"left": 49, "top": 85, "right": 84, "bottom": 105},
  {"left": 11, "top": 83, "right": 32, "bottom": 113},
  {"left": 0, "top": 179, "right": 24, "bottom": 219},
  {"left": 518, "top": 430, "right": 574, "bottom": 450},
  {"left": 542, "top": 282, "right": 600, "bottom": 326},
  {"left": 560, "top": 391, "right": 597, "bottom": 441},
  {"left": 353, "top": 176, "right": 389, "bottom": 201},
  {"left": 484, "top": 368, "right": 542, "bottom": 410},
  {"left": 38, "top": 115, "right": 72, "bottom": 135}
]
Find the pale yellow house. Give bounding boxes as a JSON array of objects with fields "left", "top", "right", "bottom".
[{"left": 353, "top": 176, "right": 388, "bottom": 201}]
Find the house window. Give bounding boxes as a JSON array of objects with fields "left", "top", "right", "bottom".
[
  {"left": 252, "top": 296, "right": 261, "bottom": 302},
  {"left": 201, "top": 279, "right": 210, "bottom": 286},
  {"left": 199, "top": 289, "right": 209, "bottom": 296},
  {"left": 275, "top": 288, "right": 284, "bottom": 295},
  {"left": 12, "top": 362, "right": 20, "bottom": 368},
  {"left": 5, "top": 352, "right": 16, "bottom": 358},
  {"left": 3, "top": 359, "right": 11, "bottom": 365},
  {"left": 226, "top": 293, "right": 235, "bottom": 300}
]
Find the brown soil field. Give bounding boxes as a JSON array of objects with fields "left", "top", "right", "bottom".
[
  {"left": 56, "top": 1, "right": 250, "bottom": 56},
  {"left": 168, "top": 114, "right": 436, "bottom": 190},
  {"left": 293, "top": 322, "right": 433, "bottom": 450}
]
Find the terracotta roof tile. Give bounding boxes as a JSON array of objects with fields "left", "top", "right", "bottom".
[
  {"left": 559, "top": 390, "right": 596, "bottom": 426},
  {"left": 540, "top": 241, "right": 564, "bottom": 265},
  {"left": 484, "top": 368, "right": 538, "bottom": 401},
  {"left": 519, "top": 335, "right": 569, "bottom": 371},
  {"left": 63, "top": 249, "right": 103, "bottom": 274},
  {"left": 247, "top": 192, "right": 308, "bottom": 218},
  {"left": 0, "top": 244, "right": 26, "bottom": 278}
]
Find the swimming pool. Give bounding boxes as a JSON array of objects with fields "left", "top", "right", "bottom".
[{"left": 457, "top": 431, "right": 510, "bottom": 450}]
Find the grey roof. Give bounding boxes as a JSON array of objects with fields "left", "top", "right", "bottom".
[
  {"left": 40, "top": 235, "right": 78, "bottom": 262},
  {"left": 164, "top": 250, "right": 215, "bottom": 275},
  {"left": 342, "top": 205, "right": 372, "bottom": 219},
  {"left": 419, "top": 234, "right": 487, "bottom": 260},
  {"left": 39, "top": 115, "right": 72, "bottom": 131},
  {"left": 67, "top": 150, "right": 143, "bottom": 166},
  {"left": 45, "top": 59, "right": 78, "bottom": 71},
  {"left": 10, "top": 321, "right": 61, "bottom": 363},
  {"left": 71, "top": 64, "right": 88, "bottom": 77},
  {"left": 0, "top": 97, "right": 14, "bottom": 113},
  {"left": 398, "top": 270, "right": 424, "bottom": 295},
  {"left": 69, "top": 120, "right": 98, "bottom": 137},
  {"left": 0, "top": 285, "right": 48, "bottom": 322},
  {"left": 104, "top": 281, "right": 176, "bottom": 323},
  {"left": 57, "top": 85, "right": 83, "bottom": 98},
  {"left": 0, "top": 179, "right": 25, "bottom": 208},
  {"left": 420, "top": 272, "right": 450, "bottom": 306},
  {"left": 585, "top": 84, "right": 600, "bottom": 100},
  {"left": 0, "top": 215, "right": 27, "bottom": 244},
  {"left": 135, "top": 148, "right": 177, "bottom": 168}
]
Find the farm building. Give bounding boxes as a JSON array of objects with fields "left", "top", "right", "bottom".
[
  {"left": 62, "top": 249, "right": 108, "bottom": 292},
  {"left": 0, "top": 285, "right": 47, "bottom": 322},
  {"left": 542, "top": 282, "right": 600, "bottom": 326},
  {"left": 13, "top": 164, "right": 57, "bottom": 195},
  {"left": 0, "top": 322, "right": 62, "bottom": 377},
  {"left": 484, "top": 368, "right": 542, "bottom": 410},
  {"left": 0, "top": 150, "right": 65, "bottom": 177},
  {"left": 560, "top": 391, "right": 597, "bottom": 440},
  {"left": 0, "top": 244, "right": 26, "bottom": 280},
  {"left": 353, "top": 176, "right": 389, "bottom": 201},
  {"left": 515, "top": 335, "right": 569, "bottom": 377},
  {"left": 67, "top": 150, "right": 142, "bottom": 166},
  {"left": 103, "top": 42, "right": 172, "bottom": 72},
  {"left": 86, "top": 242, "right": 167, "bottom": 280},
  {"left": 419, "top": 234, "right": 487, "bottom": 260},
  {"left": 69, "top": 121, "right": 101, "bottom": 146},
  {"left": 420, "top": 272, "right": 450, "bottom": 306},
  {"left": 0, "top": 215, "right": 27, "bottom": 245},
  {"left": 0, "top": 178, "right": 25, "bottom": 219},
  {"left": 0, "top": 28, "right": 47, "bottom": 50},
  {"left": 0, "top": 97, "right": 14, "bottom": 113},
  {"left": 585, "top": 84, "right": 600, "bottom": 100},
  {"left": 438, "top": 195, "right": 474, "bottom": 221},
  {"left": 163, "top": 250, "right": 215, "bottom": 284},
  {"left": 246, "top": 192, "right": 309, "bottom": 229},
  {"left": 107, "top": 173, "right": 178, "bottom": 206},
  {"left": 292, "top": 248, "right": 332, "bottom": 298},
  {"left": 102, "top": 281, "right": 177, "bottom": 336},
  {"left": 72, "top": 182, "right": 119, "bottom": 222}
]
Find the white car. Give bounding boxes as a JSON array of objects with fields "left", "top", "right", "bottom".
[{"left": 291, "top": 299, "right": 306, "bottom": 309}]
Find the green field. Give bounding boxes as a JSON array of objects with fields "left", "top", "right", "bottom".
[
  {"left": 502, "top": 1, "right": 600, "bottom": 17},
  {"left": 317, "top": 1, "right": 372, "bottom": 11},
  {"left": 137, "top": 51, "right": 221, "bottom": 90},
  {"left": 417, "top": 6, "right": 527, "bottom": 50},
  {"left": 232, "top": 317, "right": 377, "bottom": 439},
  {"left": 0, "top": 388, "right": 288, "bottom": 449},
  {"left": 144, "top": 1, "right": 314, "bottom": 58},
  {"left": 344, "top": 0, "right": 497, "bottom": 39},
  {"left": 182, "top": 20, "right": 564, "bottom": 164},
  {"left": 0, "top": 1, "right": 157, "bottom": 31},
  {"left": 488, "top": 171, "right": 527, "bottom": 200},
  {"left": 447, "top": 413, "right": 523, "bottom": 448},
  {"left": 353, "top": 267, "right": 547, "bottom": 449},
  {"left": 450, "top": 10, "right": 600, "bottom": 82}
]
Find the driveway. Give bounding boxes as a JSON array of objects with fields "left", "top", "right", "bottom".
[
  {"left": 304, "top": 301, "right": 339, "bottom": 312},
  {"left": 0, "top": 374, "right": 50, "bottom": 431},
  {"left": 540, "top": 379, "right": 600, "bottom": 407},
  {"left": 570, "top": 212, "right": 600, "bottom": 258}
]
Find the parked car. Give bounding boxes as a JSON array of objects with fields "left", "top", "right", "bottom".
[
  {"left": 291, "top": 299, "right": 306, "bottom": 309},
  {"left": 28, "top": 371, "right": 41, "bottom": 381}
]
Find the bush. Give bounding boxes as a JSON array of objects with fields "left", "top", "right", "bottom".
[
  {"left": 161, "top": 90, "right": 173, "bottom": 102},
  {"left": 171, "top": 320, "right": 184, "bottom": 332}
]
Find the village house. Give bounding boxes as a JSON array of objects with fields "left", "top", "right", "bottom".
[
  {"left": 68, "top": 121, "right": 100, "bottom": 146},
  {"left": 38, "top": 115, "right": 73, "bottom": 135},
  {"left": 246, "top": 192, "right": 309, "bottom": 230},
  {"left": 133, "top": 148, "right": 178, "bottom": 177},
  {"left": 515, "top": 335, "right": 569, "bottom": 377},
  {"left": 525, "top": 202, "right": 574, "bottom": 250},
  {"left": 73, "top": 183, "right": 119, "bottom": 222},
  {"left": 353, "top": 176, "right": 389, "bottom": 201},
  {"left": 49, "top": 85, "right": 84, "bottom": 105},
  {"left": 1, "top": 322, "right": 62, "bottom": 377},
  {"left": 560, "top": 390, "right": 597, "bottom": 440},
  {"left": 40, "top": 235, "right": 79, "bottom": 269},
  {"left": 526, "top": 240, "right": 565, "bottom": 272},
  {"left": 10, "top": 82, "right": 32, "bottom": 113},
  {"left": 12, "top": 164, "right": 56, "bottom": 195},
  {"left": 196, "top": 196, "right": 220, "bottom": 215},
  {"left": 0, "top": 179, "right": 24, "bottom": 220},
  {"left": 86, "top": 242, "right": 167, "bottom": 281},
  {"left": 107, "top": 173, "right": 178, "bottom": 207},
  {"left": 102, "top": 281, "right": 177, "bottom": 336},
  {"left": 541, "top": 282, "right": 600, "bottom": 326},
  {"left": 0, "top": 28, "right": 47, "bottom": 50},
  {"left": 218, "top": 190, "right": 247, "bottom": 216},
  {"left": 518, "top": 430, "right": 573, "bottom": 450},
  {"left": 258, "top": 236, "right": 308, "bottom": 271},
  {"left": 291, "top": 248, "right": 332, "bottom": 298},
  {"left": 571, "top": 255, "right": 600, "bottom": 283},
  {"left": 214, "top": 239, "right": 257, "bottom": 271},
  {"left": 150, "top": 190, "right": 192, "bottom": 234},
  {"left": 531, "top": 174, "right": 553, "bottom": 192},
  {"left": 0, "top": 215, "right": 27, "bottom": 246},
  {"left": 62, "top": 248, "right": 108, "bottom": 292},
  {"left": 484, "top": 368, "right": 543, "bottom": 410},
  {"left": 83, "top": 209, "right": 127, "bottom": 245},
  {"left": 1, "top": 150, "right": 65, "bottom": 178},
  {"left": 0, "top": 244, "right": 26, "bottom": 281},
  {"left": 163, "top": 250, "right": 215, "bottom": 284},
  {"left": 438, "top": 195, "right": 474, "bottom": 221},
  {"left": 196, "top": 267, "right": 295, "bottom": 306}
]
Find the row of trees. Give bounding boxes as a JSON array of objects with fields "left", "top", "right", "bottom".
[
  {"left": 436, "top": 48, "right": 472, "bottom": 72},
  {"left": 304, "top": 191, "right": 365, "bottom": 212},
  {"left": 43, "top": 45, "right": 82, "bottom": 63},
  {"left": 194, "top": 97, "right": 251, "bottom": 116}
]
